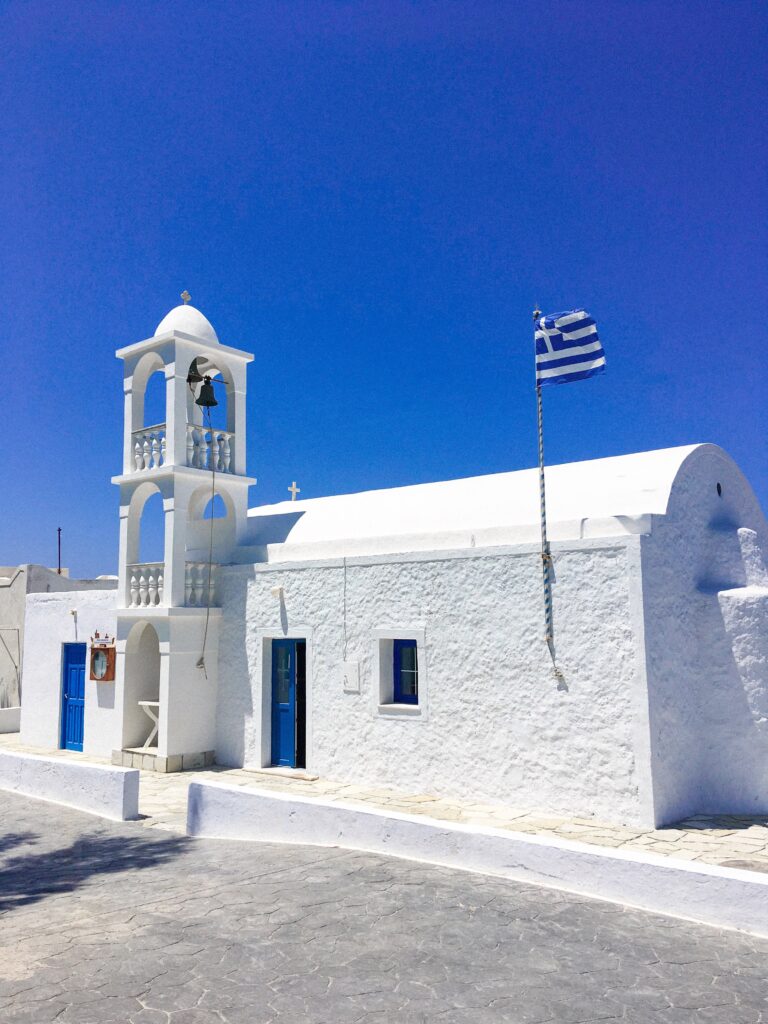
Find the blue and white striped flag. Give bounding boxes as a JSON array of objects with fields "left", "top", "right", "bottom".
[{"left": 535, "top": 309, "right": 606, "bottom": 387}]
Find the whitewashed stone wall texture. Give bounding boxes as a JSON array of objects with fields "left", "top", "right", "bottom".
[
  {"left": 641, "top": 446, "right": 768, "bottom": 825},
  {"left": 20, "top": 591, "right": 118, "bottom": 757},
  {"left": 216, "top": 537, "right": 655, "bottom": 827}
]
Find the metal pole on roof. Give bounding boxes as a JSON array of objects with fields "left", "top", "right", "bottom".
[
  {"left": 533, "top": 310, "right": 565, "bottom": 688},
  {"left": 57, "top": 527, "right": 62, "bottom": 575}
]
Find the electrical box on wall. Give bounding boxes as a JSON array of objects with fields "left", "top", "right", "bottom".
[{"left": 341, "top": 661, "right": 360, "bottom": 693}]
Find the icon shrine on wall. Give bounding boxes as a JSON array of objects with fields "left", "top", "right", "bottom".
[{"left": 89, "top": 631, "right": 116, "bottom": 682}]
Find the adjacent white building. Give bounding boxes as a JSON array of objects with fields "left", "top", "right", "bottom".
[{"left": 18, "top": 302, "right": 768, "bottom": 828}]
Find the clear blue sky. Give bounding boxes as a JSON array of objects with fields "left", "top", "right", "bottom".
[{"left": 1, "top": 1, "right": 766, "bottom": 577}]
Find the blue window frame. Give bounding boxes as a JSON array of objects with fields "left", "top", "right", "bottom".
[{"left": 393, "top": 639, "right": 418, "bottom": 705}]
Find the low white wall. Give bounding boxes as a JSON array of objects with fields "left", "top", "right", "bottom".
[
  {"left": 0, "top": 707, "right": 21, "bottom": 733},
  {"left": 187, "top": 782, "right": 768, "bottom": 938},
  {"left": 0, "top": 749, "right": 139, "bottom": 821},
  {"left": 20, "top": 590, "right": 118, "bottom": 757}
]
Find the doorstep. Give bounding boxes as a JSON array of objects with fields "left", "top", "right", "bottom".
[
  {"left": 243, "top": 765, "right": 320, "bottom": 782},
  {"left": 112, "top": 748, "right": 215, "bottom": 773}
]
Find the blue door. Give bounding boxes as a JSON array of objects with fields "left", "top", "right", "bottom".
[
  {"left": 271, "top": 639, "right": 306, "bottom": 768},
  {"left": 61, "top": 643, "right": 86, "bottom": 752},
  {"left": 271, "top": 640, "right": 296, "bottom": 767}
]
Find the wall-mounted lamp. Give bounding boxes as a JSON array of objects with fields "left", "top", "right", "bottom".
[{"left": 270, "top": 586, "right": 284, "bottom": 599}]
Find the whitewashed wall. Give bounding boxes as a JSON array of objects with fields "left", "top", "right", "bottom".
[
  {"left": 20, "top": 591, "right": 118, "bottom": 757},
  {"left": 641, "top": 446, "right": 768, "bottom": 825},
  {"left": 216, "top": 538, "right": 656, "bottom": 826},
  {"left": 0, "top": 565, "right": 117, "bottom": 710},
  {"left": 0, "top": 569, "right": 25, "bottom": 709}
]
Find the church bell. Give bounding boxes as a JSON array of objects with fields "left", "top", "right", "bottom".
[
  {"left": 186, "top": 360, "right": 204, "bottom": 386},
  {"left": 195, "top": 376, "right": 218, "bottom": 408}
]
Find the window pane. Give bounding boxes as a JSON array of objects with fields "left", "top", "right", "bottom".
[
  {"left": 394, "top": 640, "right": 418, "bottom": 702},
  {"left": 275, "top": 648, "right": 291, "bottom": 703},
  {"left": 400, "top": 670, "right": 417, "bottom": 696},
  {"left": 399, "top": 645, "right": 417, "bottom": 672}
]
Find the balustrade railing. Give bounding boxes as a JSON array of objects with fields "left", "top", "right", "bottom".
[
  {"left": 128, "top": 424, "right": 234, "bottom": 474},
  {"left": 186, "top": 425, "right": 234, "bottom": 473},
  {"left": 185, "top": 562, "right": 217, "bottom": 607},
  {"left": 132, "top": 425, "right": 167, "bottom": 471},
  {"left": 127, "top": 563, "right": 164, "bottom": 608}
]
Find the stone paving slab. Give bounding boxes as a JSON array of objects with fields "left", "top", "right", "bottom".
[
  {"left": 2, "top": 790, "right": 768, "bottom": 1024},
  {"left": 2, "top": 734, "right": 767, "bottom": 873}
]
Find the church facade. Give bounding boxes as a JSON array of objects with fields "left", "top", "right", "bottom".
[{"left": 18, "top": 303, "right": 768, "bottom": 828}]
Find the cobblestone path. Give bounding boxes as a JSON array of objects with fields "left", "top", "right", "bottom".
[{"left": 0, "top": 792, "right": 766, "bottom": 1024}]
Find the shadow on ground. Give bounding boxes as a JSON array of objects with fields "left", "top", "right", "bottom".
[{"left": 0, "top": 828, "right": 188, "bottom": 912}]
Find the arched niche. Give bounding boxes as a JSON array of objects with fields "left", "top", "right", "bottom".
[{"left": 121, "top": 621, "right": 161, "bottom": 750}]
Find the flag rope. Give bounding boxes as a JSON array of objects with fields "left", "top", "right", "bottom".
[{"left": 534, "top": 310, "right": 565, "bottom": 684}]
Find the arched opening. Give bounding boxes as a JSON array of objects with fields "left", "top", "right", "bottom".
[
  {"left": 139, "top": 491, "right": 165, "bottom": 564},
  {"left": 126, "top": 483, "right": 166, "bottom": 608},
  {"left": 185, "top": 357, "right": 235, "bottom": 473},
  {"left": 121, "top": 621, "right": 161, "bottom": 751},
  {"left": 203, "top": 494, "right": 228, "bottom": 519},
  {"left": 130, "top": 352, "right": 167, "bottom": 471},
  {"left": 184, "top": 486, "right": 235, "bottom": 603},
  {"left": 143, "top": 369, "right": 166, "bottom": 429}
]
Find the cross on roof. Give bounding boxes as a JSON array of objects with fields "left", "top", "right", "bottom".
[
  {"left": 288, "top": 481, "right": 300, "bottom": 501},
  {"left": 180, "top": 290, "right": 191, "bottom": 304}
]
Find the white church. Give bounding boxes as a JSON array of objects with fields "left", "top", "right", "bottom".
[{"left": 17, "top": 300, "right": 768, "bottom": 829}]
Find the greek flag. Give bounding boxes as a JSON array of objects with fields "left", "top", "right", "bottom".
[{"left": 535, "top": 309, "right": 606, "bottom": 386}]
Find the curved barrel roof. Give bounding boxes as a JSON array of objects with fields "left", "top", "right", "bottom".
[{"left": 246, "top": 444, "right": 730, "bottom": 560}]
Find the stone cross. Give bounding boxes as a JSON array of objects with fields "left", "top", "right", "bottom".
[
  {"left": 181, "top": 290, "right": 191, "bottom": 304},
  {"left": 288, "top": 481, "right": 300, "bottom": 501}
]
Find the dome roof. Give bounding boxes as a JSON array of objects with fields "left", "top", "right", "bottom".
[{"left": 154, "top": 303, "right": 219, "bottom": 344}]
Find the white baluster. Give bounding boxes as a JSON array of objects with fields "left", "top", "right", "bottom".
[
  {"left": 221, "top": 433, "right": 231, "bottom": 473},
  {"left": 200, "top": 430, "right": 208, "bottom": 470},
  {"left": 134, "top": 438, "right": 144, "bottom": 471},
  {"left": 186, "top": 425, "right": 195, "bottom": 467},
  {"left": 156, "top": 569, "right": 164, "bottom": 605},
  {"left": 159, "top": 432, "right": 166, "bottom": 466},
  {"left": 150, "top": 434, "right": 161, "bottom": 469},
  {"left": 138, "top": 572, "right": 148, "bottom": 608},
  {"left": 147, "top": 567, "right": 158, "bottom": 606},
  {"left": 129, "top": 569, "right": 139, "bottom": 608},
  {"left": 142, "top": 437, "right": 151, "bottom": 471},
  {"left": 194, "top": 428, "right": 203, "bottom": 469}
]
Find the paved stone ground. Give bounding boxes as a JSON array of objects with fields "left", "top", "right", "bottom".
[
  {"left": 2, "top": 736, "right": 768, "bottom": 871},
  {"left": 1, "top": 791, "right": 767, "bottom": 1024}
]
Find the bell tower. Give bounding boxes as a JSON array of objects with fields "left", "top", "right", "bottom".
[{"left": 111, "top": 296, "right": 254, "bottom": 771}]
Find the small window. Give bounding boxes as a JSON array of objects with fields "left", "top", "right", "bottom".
[{"left": 393, "top": 639, "right": 418, "bottom": 705}]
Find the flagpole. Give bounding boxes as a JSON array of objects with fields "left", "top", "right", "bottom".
[{"left": 533, "top": 309, "right": 564, "bottom": 685}]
